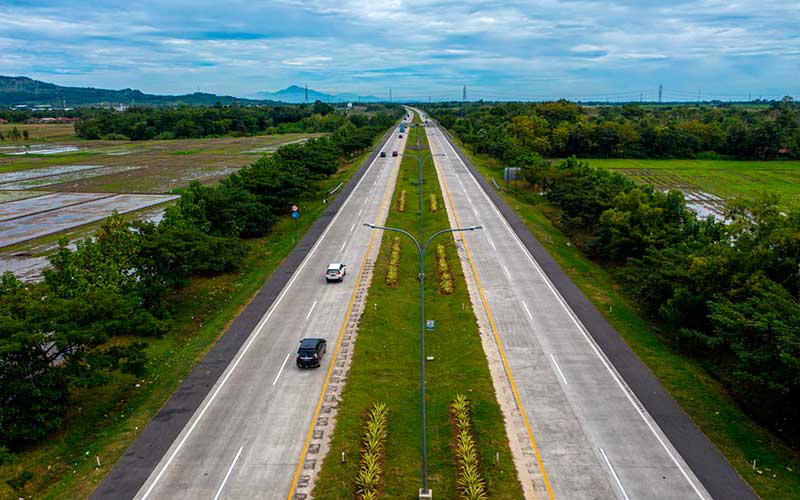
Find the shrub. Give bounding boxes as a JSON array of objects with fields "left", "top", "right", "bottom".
[
  {"left": 385, "top": 237, "right": 401, "bottom": 287},
  {"left": 355, "top": 402, "right": 389, "bottom": 499},
  {"left": 397, "top": 190, "right": 406, "bottom": 212},
  {"left": 450, "top": 395, "right": 488, "bottom": 500},
  {"left": 429, "top": 193, "right": 438, "bottom": 213},
  {"left": 436, "top": 244, "right": 455, "bottom": 295}
]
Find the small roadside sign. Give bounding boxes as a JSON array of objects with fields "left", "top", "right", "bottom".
[
  {"left": 426, "top": 320, "right": 435, "bottom": 330},
  {"left": 291, "top": 204, "right": 298, "bottom": 212},
  {"left": 292, "top": 211, "right": 299, "bottom": 219}
]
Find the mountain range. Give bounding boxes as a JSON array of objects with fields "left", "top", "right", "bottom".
[
  {"left": 255, "top": 85, "right": 381, "bottom": 103},
  {"left": 0, "top": 76, "right": 381, "bottom": 107}
]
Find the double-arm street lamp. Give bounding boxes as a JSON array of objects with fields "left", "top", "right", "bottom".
[
  {"left": 363, "top": 223, "right": 482, "bottom": 499},
  {"left": 400, "top": 153, "right": 445, "bottom": 239}
]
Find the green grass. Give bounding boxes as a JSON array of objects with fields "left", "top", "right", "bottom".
[
  {"left": 585, "top": 157, "right": 800, "bottom": 208},
  {"left": 313, "top": 125, "right": 524, "bottom": 500},
  {"left": 459, "top": 142, "right": 800, "bottom": 500},
  {"left": 0, "top": 142, "right": 380, "bottom": 500}
]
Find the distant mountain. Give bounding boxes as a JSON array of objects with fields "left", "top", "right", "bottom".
[
  {"left": 256, "top": 85, "right": 381, "bottom": 103},
  {"left": 0, "top": 76, "right": 279, "bottom": 107}
]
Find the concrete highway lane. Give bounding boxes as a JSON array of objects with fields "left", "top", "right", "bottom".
[
  {"left": 422, "top": 112, "right": 713, "bottom": 500},
  {"left": 132, "top": 127, "right": 407, "bottom": 500}
]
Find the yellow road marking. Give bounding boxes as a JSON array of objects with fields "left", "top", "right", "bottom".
[
  {"left": 429, "top": 129, "right": 556, "bottom": 500},
  {"left": 286, "top": 152, "right": 401, "bottom": 499}
]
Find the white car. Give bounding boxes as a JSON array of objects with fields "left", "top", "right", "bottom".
[{"left": 325, "top": 263, "right": 346, "bottom": 282}]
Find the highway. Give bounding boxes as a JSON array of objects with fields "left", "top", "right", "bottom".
[
  {"left": 422, "top": 111, "right": 716, "bottom": 500},
  {"left": 128, "top": 124, "right": 408, "bottom": 500}
]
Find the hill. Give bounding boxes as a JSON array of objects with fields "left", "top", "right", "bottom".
[
  {"left": 0, "top": 76, "right": 278, "bottom": 107},
  {"left": 256, "top": 85, "right": 381, "bottom": 103}
]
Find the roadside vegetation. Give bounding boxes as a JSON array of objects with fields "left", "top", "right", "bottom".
[
  {"left": 431, "top": 98, "right": 799, "bottom": 160},
  {"left": 313, "top": 118, "right": 524, "bottom": 499},
  {"left": 450, "top": 395, "right": 489, "bottom": 500},
  {"left": 436, "top": 128, "right": 800, "bottom": 499},
  {"left": 355, "top": 402, "right": 389, "bottom": 500},
  {"left": 0, "top": 111, "right": 399, "bottom": 499}
]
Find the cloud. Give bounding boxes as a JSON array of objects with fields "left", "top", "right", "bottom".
[{"left": 0, "top": 0, "right": 797, "bottom": 100}]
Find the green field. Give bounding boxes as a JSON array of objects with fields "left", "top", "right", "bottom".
[
  {"left": 0, "top": 138, "right": 381, "bottom": 500},
  {"left": 462, "top": 145, "right": 800, "bottom": 500},
  {"left": 313, "top": 119, "right": 524, "bottom": 499},
  {"left": 585, "top": 158, "right": 800, "bottom": 207}
]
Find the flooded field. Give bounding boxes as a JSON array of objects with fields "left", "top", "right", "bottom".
[
  {"left": 0, "top": 192, "right": 112, "bottom": 221},
  {"left": 0, "top": 131, "right": 322, "bottom": 278},
  {"left": 0, "top": 193, "right": 178, "bottom": 248}
]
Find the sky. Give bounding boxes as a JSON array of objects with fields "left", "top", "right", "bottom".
[{"left": 0, "top": 0, "right": 798, "bottom": 101}]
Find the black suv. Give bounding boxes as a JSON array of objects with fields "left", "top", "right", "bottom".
[
  {"left": 297, "top": 338, "right": 326, "bottom": 368},
  {"left": 380, "top": 151, "right": 386, "bottom": 157}
]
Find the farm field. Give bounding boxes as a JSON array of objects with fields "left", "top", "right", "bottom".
[
  {"left": 0, "top": 132, "right": 324, "bottom": 279},
  {"left": 587, "top": 158, "right": 800, "bottom": 210},
  {"left": 0, "top": 123, "right": 76, "bottom": 141}
]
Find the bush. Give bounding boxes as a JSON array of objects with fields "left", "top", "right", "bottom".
[
  {"left": 355, "top": 402, "right": 389, "bottom": 500},
  {"left": 436, "top": 244, "right": 455, "bottom": 295},
  {"left": 397, "top": 190, "right": 406, "bottom": 212},
  {"left": 429, "top": 194, "right": 438, "bottom": 213},
  {"left": 450, "top": 395, "right": 488, "bottom": 500},
  {"left": 385, "top": 238, "right": 401, "bottom": 287}
]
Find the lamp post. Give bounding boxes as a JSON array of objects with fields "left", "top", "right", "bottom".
[
  {"left": 401, "top": 153, "right": 445, "bottom": 240},
  {"left": 363, "top": 223, "right": 482, "bottom": 499}
]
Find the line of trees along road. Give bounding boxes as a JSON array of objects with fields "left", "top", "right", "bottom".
[
  {"left": 71, "top": 101, "right": 396, "bottom": 140},
  {"left": 431, "top": 98, "right": 799, "bottom": 160},
  {"left": 0, "top": 109, "right": 400, "bottom": 451},
  {"left": 425, "top": 101, "right": 800, "bottom": 447}
]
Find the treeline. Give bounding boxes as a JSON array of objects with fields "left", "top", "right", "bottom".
[
  {"left": 428, "top": 98, "right": 800, "bottom": 159},
  {"left": 73, "top": 101, "right": 398, "bottom": 140},
  {"left": 438, "top": 106, "right": 800, "bottom": 443},
  {"left": 0, "top": 110, "right": 399, "bottom": 450}
]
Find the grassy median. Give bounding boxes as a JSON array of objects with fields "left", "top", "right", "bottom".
[
  {"left": 452, "top": 138, "right": 800, "bottom": 500},
  {"left": 313, "top": 120, "right": 524, "bottom": 499}
]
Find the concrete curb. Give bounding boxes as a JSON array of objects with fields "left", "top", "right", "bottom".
[
  {"left": 90, "top": 125, "right": 398, "bottom": 500},
  {"left": 435, "top": 123, "right": 758, "bottom": 500}
]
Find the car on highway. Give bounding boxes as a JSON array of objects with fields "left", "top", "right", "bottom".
[
  {"left": 392, "top": 151, "right": 398, "bottom": 157},
  {"left": 296, "top": 338, "right": 326, "bottom": 368},
  {"left": 380, "top": 151, "right": 386, "bottom": 157},
  {"left": 325, "top": 262, "right": 346, "bottom": 282},
  {"left": 399, "top": 134, "right": 403, "bottom": 138}
]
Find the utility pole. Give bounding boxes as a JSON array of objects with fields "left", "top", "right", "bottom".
[
  {"left": 658, "top": 84, "right": 663, "bottom": 104},
  {"left": 462, "top": 85, "right": 466, "bottom": 102}
]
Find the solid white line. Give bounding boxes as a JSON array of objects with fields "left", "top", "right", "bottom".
[
  {"left": 521, "top": 300, "right": 533, "bottom": 320},
  {"left": 339, "top": 240, "right": 347, "bottom": 253},
  {"left": 137, "top": 124, "right": 389, "bottom": 500},
  {"left": 502, "top": 264, "right": 512, "bottom": 280},
  {"left": 305, "top": 300, "right": 318, "bottom": 320},
  {"left": 550, "top": 354, "right": 568, "bottom": 385},
  {"left": 272, "top": 352, "right": 292, "bottom": 386},
  {"left": 600, "top": 448, "right": 631, "bottom": 500},
  {"left": 435, "top": 126, "right": 709, "bottom": 499},
  {"left": 213, "top": 446, "right": 243, "bottom": 500}
]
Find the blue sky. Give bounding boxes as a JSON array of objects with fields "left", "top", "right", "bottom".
[{"left": 1, "top": 0, "right": 798, "bottom": 101}]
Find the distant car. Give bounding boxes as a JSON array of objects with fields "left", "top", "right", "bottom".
[
  {"left": 326, "top": 263, "right": 346, "bottom": 282},
  {"left": 380, "top": 151, "right": 386, "bottom": 157},
  {"left": 399, "top": 134, "right": 403, "bottom": 138},
  {"left": 392, "top": 151, "right": 398, "bottom": 157},
  {"left": 297, "top": 338, "right": 326, "bottom": 368}
]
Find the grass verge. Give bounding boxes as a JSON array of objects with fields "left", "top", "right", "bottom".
[
  {"left": 313, "top": 124, "right": 524, "bottom": 499},
  {"left": 456, "top": 139, "right": 800, "bottom": 500},
  {"left": 0, "top": 143, "right": 381, "bottom": 500}
]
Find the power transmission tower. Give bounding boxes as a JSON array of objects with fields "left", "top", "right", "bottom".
[
  {"left": 658, "top": 84, "right": 663, "bottom": 104},
  {"left": 305, "top": 85, "right": 308, "bottom": 103},
  {"left": 389, "top": 88, "right": 392, "bottom": 102},
  {"left": 463, "top": 85, "right": 466, "bottom": 102},
  {"left": 640, "top": 92, "right": 643, "bottom": 103}
]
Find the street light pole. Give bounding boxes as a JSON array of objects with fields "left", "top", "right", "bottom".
[
  {"left": 363, "top": 223, "right": 482, "bottom": 499},
  {"left": 401, "top": 153, "right": 445, "bottom": 241}
]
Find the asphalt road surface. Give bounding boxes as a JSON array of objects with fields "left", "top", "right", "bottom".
[
  {"left": 421, "top": 109, "right": 755, "bottom": 500},
  {"left": 106, "top": 126, "right": 407, "bottom": 500}
]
